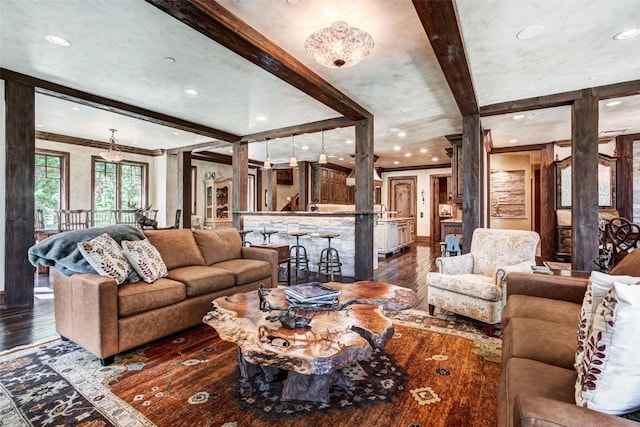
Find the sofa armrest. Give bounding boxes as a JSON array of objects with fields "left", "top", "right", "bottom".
[
  {"left": 515, "top": 395, "right": 639, "bottom": 427},
  {"left": 506, "top": 272, "right": 588, "bottom": 304},
  {"left": 52, "top": 269, "right": 119, "bottom": 360},
  {"left": 435, "top": 253, "right": 474, "bottom": 275},
  {"left": 241, "top": 246, "right": 279, "bottom": 288}
]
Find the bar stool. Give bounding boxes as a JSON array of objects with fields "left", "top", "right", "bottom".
[
  {"left": 288, "top": 231, "right": 309, "bottom": 284},
  {"left": 317, "top": 233, "right": 343, "bottom": 282},
  {"left": 238, "top": 229, "right": 252, "bottom": 247},
  {"left": 260, "top": 229, "right": 277, "bottom": 244}
]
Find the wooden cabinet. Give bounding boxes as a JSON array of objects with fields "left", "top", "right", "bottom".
[
  {"left": 319, "top": 167, "right": 352, "bottom": 204},
  {"left": 204, "top": 178, "right": 233, "bottom": 228},
  {"left": 555, "top": 226, "right": 572, "bottom": 261},
  {"left": 377, "top": 218, "right": 415, "bottom": 256},
  {"left": 441, "top": 220, "right": 462, "bottom": 239},
  {"left": 446, "top": 135, "right": 463, "bottom": 204}
]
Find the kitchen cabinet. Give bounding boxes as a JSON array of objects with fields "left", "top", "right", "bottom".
[{"left": 204, "top": 177, "right": 233, "bottom": 228}]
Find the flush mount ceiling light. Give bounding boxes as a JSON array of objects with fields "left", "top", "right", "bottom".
[
  {"left": 509, "top": 139, "right": 519, "bottom": 143},
  {"left": 45, "top": 34, "right": 71, "bottom": 46},
  {"left": 613, "top": 28, "right": 640, "bottom": 40},
  {"left": 605, "top": 101, "right": 622, "bottom": 107},
  {"left": 305, "top": 21, "right": 374, "bottom": 69},
  {"left": 512, "top": 114, "right": 526, "bottom": 120},
  {"left": 99, "top": 129, "right": 124, "bottom": 163},
  {"left": 289, "top": 135, "right": 298, "bottom": 168},
  {"left": 318, "top": 130, "right": 328, "bottom": 164},
  {"left": 184, "top": 87, "right": 199, "bottom": 96},
  {"left": 516, "top": 25, "right": 544, "bottom": 40},
  {"left": 263, "top": 138, "right": 272, "bottom": 170}
]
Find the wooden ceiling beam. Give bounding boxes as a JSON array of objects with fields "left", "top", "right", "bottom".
[
  {"left": 240, "top": 117, "right": 354, "bottom": 142},
  {"left": 166, "top": 140, "right": 232, "bottom": 154},
  {"left": 413, "top": 0, "right": 479, "bottom": 116},
  {"left": 146, "top": 0, "right": 372, "bottom": 121},
  {"left": 36, "top": 131, "right": 164, "bottom": 157},
  {"left": 0, "top": 68, "right": 238, "bottom": 142}
]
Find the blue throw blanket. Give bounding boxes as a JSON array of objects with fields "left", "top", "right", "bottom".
[{"left": 28, "top": 225, "right": 145, "bottom": 276}]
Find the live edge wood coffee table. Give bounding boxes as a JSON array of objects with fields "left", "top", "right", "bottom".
[{"left": 202, "top": 281, "right": 418, "bottom": 403}]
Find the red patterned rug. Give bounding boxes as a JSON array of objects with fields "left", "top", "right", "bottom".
[{"left": 0, "top": 309, "right": 501, "bottom": 426}]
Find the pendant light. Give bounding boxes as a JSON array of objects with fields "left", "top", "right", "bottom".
[
  {"left": 289, "top": 134, "right": 298, "bottom": 168},
  {"left": 99, "top": 128, "right": 124, "bottom": 162},
  {"left": 318, "top": 129, "right": 328, "bottom": 164},
  {"left": 263, "top": 138, "right": 272, "bottom": 170}
]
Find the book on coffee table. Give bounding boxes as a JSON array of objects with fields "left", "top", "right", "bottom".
[{"left": 284, "top": 282, "right": 341, "bottom": 303}]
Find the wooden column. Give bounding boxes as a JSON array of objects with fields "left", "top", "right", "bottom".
[
  {"left": 571, "top": 90, "right": 599, "bottom": 271},
  {"left": 176, "top": 151, "right": 192, "bottom": 229},
  {"left": 461, "top": 114, "right": 481, "bottom": 254},
  {"left": 266, "top": 169, "right": 277, "bottom": 211},
  {"left": 616, "top": 134, "right": 636, "bottom": 220},
  {"left": 354, "top": 118, "right": 374, "bottom": 280},
  {"left": 256, "top": 170, "right": 264, "bottom": 211},
  {"left": 297, "top": 161, "right": 309, "bottom": 211},
  {"left": 5, "top": 80, "right": 35, "bottom": 308},
  {"left": 232, "top": 141, "right": 248, "bottom": 227},
  {"left": 540, "top": 143, "right": 556, "bottom": 261}
]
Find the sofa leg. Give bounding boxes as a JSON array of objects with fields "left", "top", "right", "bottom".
[
  {"left": 428, "top": 304, "right": 435, "bottom": 316},
  {"left": 100, "top": 356, "right": 115, "bottom": 366},
  {"left": 60, "top": 335, "right": 69, "bottom": 341},
  {"left": 485, "top": 323, "right": 494, "bottom": 337}
]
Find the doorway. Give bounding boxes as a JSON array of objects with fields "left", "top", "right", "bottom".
[
  {"left": 388, "top": 176, "right": 417, "bottom": 238},
  {"left": 430, "top": 174, "right": 452, "bottom": 242}
]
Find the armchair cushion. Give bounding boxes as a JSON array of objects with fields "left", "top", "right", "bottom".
[
  {"left": 469, "top": 228, "right": 540, "bottom": 276},
  {"left": 435, "top": 253, "right": 474, "bottom": 275},
  {"left": 428, "top": 272, "right": 501, "bottom": 301}
]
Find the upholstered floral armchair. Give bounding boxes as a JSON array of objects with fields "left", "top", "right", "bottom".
[{"left": 426, "top": 228, "right": 540, "bottom": 336}]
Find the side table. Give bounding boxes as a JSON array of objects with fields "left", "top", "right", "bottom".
[{"left": 250, "top": 244, "right": 291, "bottom": 286}]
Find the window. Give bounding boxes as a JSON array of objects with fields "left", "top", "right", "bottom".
[
  {"left": 35, "top": 150, "right": 69, "bottom": 229},
  {"left": 93, "top": 158, "right": 148, "bottom": 225}
]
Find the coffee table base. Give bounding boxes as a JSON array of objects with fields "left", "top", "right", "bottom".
[{"left": 237, "top": 349, "right": 352, "bottom": 403}]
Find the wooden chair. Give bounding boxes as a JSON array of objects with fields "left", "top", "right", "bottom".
[
  {"left": 116, "top": 209, "right": 139, "bottom": 227},
  {"left": 34, "top": 209, "right": 45, "bottom": 230},
  {"left": 91, "top": 209, "right": 116, "bottom": 227},
  {"left": 603, "top": 217, "right": 640, "bottom": 268},
  {"left": 57, "top": 209, "right": 89, "bottom": 232}
]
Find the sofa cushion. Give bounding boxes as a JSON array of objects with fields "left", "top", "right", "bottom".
[
  {"left": 167, "top": 265, "right": 235, "bottom": 297},
  {"left": 499, "top": 358, "right": 577, "bottom": 427},
  {"left": 212, "top": 259, "right": 272, "bottom": 286},
  {"left": 117, "top": 278, "right": 186, "bottom": 317},
  {"left": 77, "top": 233, "right": 133, "bottom": 285},
  {"left": 193, "top": 228, "right": 242, "bottom": 265},
  {"left": 428, "top": 272, "right": 501, "bottom": 301},
  {"left": 575, "top": 281, "right": 640, "bottom": 415},
  {"left": 502, "top": 317, "right": 577, "bottom": 369},
  {"left": 502, "top": 294, "right": 580, "bottom": 327},
  {"left": 575, "top": 271, "right": 639, "bottom": 370},
  {"left": 121, "top": 239, "right": 168, "bottom": 283},
  {"left": 143, "top": 229, "right": 205, "bottom": 270},
  {"left": 609, "top": 249, "right": 640, "bottom": 276}
]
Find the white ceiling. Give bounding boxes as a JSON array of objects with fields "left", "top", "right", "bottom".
[{"left": 1, "top": 0, "right": 639, "bottom": 169}]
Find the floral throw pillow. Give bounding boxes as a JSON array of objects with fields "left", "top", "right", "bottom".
[
  {"left": 77, "top": 233, "right": 133, "bottom": 285},
  {"left": 574, "top": 271, "right": 639, "bottom": 370},
  {"left": 575, "top": 281, "right": 640, "bottom": 414},
  {"left": 121, "top": 239, "right": 168, "bottom": 283}
]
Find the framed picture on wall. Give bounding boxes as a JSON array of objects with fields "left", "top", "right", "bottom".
[{"left": 277, "top": 169, "right": 294, "bottom": 185}]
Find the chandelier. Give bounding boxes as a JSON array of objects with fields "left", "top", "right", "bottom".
[
  {"left": 318, "top": 129, "right": 328, "bottom": 164},
  {"left": 289, "top": 135, "right": 298, "bottom": 168},
  {"left": 99, "top": 129, "right": 124, "bottom": 162},
  {"left": 263, "top": 138, "right": 272, "bottom": 170},
  {"left": 305, "top": 21, "right": 374, "bottom": 69}
]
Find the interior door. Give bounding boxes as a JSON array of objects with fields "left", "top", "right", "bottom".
[{"left": 389, "top": 176, "right": 417, "bottom": 237}]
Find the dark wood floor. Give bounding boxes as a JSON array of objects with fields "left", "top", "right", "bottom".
[{"left": 0, "top": 240, "right": 440, "bottom": 352}]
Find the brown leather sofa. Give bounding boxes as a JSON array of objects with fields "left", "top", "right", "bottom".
[
  {"left": 52, "top": 227, "right": 279, "bottom": 365},
  {"left": 499, "top": 263, "right": 640, "bottom": 426}
]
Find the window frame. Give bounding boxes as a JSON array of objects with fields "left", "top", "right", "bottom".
[
  {"left": 35, "top": 148, "right": 70, "bottom": 227},
  {"left": 91, "top": 156, "right": 150, "bottom": 212}
]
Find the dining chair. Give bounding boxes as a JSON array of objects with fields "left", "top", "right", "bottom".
[{"left": 57, "top": 209, "right": 90, "bottom": 231}]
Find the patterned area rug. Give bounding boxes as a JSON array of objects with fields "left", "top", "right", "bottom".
[{"left": 0, "top": 309, "right": 502, "bottom": 427}]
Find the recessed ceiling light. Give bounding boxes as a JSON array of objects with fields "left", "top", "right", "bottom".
[
  {"left": 393, "top": 145, "right": 401, "bottom": 151},
  {"left": 36, "top": 124, "right": 44, "bottom": 128},
  {"left": 131, "top": 121, "right": 137, "bottom": 125},
  {"left": 45, "top": 34, "right": 71, "bottom": 47},
  {"left": 71, "top": 106, "right": 80, "bottom": 111},
  {"left": 256, "top": 115, "right": 267, "bottom": 121},
  {"left": 509, "top": 139, "right": 518, "bottom": 143},
  {"left": 338, "top": 157, "right": 344, "bottom": 161},
  {"left": 431, "top": 156, "right": 439, "bottom": 162},
  {"left": 588, "top": 76, "right": 598, "bottom": 81},
  {"left": 389, "top": 127, "right": 400, "bottom": 132},
  {"left": 405, "top": 153, "right": 412, "bottom": 157},
  {"left": 345, "top": 139, "right": 353, "bottom": 145},
  {"left": 605, "top": 101, "right": 622, "bottom": 107},
  {"left": 393, "top": 160, "right": 400, "bottom": 165},
  {"left": 513, "top": 114, "right": 526, "bottom": 120},
  {"left": 301, "top": 145, "right": 309, "bottom": 150},
  {"left": 516, "top": 25, "right": 544, "bottom": 40},
  {"left": 420, "top": 148, "right": 427, "bottom": 154},
  {"left": 613, "top": 28, "right": 640, "bottom": 40},
  {"left": 173, "top": 131, "right": 180, "bottom": 136},
  {"left": 398, "top": 131, "right": 407, "bottom": 138},
  {"left": 184, "top": 88, "right": 199, "bottom": 96}
]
